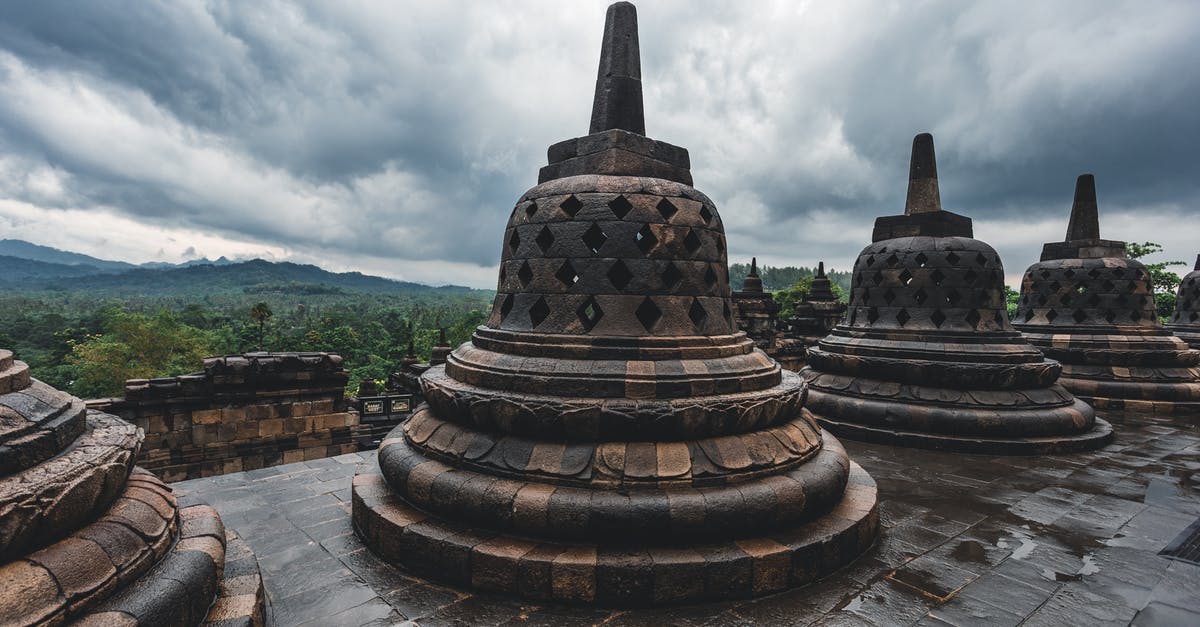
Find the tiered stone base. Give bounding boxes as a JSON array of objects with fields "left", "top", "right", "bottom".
[
  {"left": 813, "top": 414, "right": 1113, "bottom": 455},
  {"left": 353, "top": 461, "right": 877, "bottom": 606}
]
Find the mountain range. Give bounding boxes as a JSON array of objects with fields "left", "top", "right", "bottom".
[{"left": 0, "top": 239, "right": 475, "bottom": 295}]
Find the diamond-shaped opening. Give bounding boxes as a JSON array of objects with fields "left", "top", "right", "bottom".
[
  {"left": 723, "top": 300, "right": 733, "bottom": 325},
  {"left": 1190, "top": 312, "right": 1199, "bottom": 322},
  {"left": 931, "top": 269, "right": 946, "bottom": 286},
  {"left": 608, "top": 260, "right": 634, "bottom": 290},
  {"left": 885, "top": 253, "right": 900, "bottom": 267},
  {"left": 535, "top": 226, "right": 555, "bottom": 252},
  {"left": 883, "top": 289, "right": 897, "bottom": 304},
  {"left": 945, "top": 288, "right": 961, "bottom": 305},
  {"left": 715, "top": 235, "right": 725, "bottom": 254},
  {"left": 1073, "top": 309, "right": 1088, "bottom": 323},
  {"left": 555, "top": 261, "right": 578, "bottom": 288},
  {"left": 607, "top": 195, "right": 632, "bottom": 219},
  {"left": 683, "top": 229, "right": 702, "bottom": 253},
  {"left": 1102, "top": 280, "right": 1115, "bottom": 292},
  {"left": 499, "top": 266, "right": 508, "bottom": 285},
  {"left": 698, "top": 205, "right": 713, "bottom": 225},
  {"left": 583, "top": 223, "right": 608, "bottom": 254},
  {"left": 1114, "top": 293, "right": 1128, "bottom": 305},
  {"left": 499, "top": 294, "right": 514, "bottom": 320},
  {"left": 966, "top": 309, "right": 982, "bottom": 327},
  {"left": 994, "top": 311, "right": 1005, "bottom": 326},
  {"left": 1112, "top": 267, "right": 1125, "bottom": 277},
  {"left": 1062, "top": 294, "right": 1073, "bottom": 307},
  {"left": 1023, "top": 308, "right": 1034, "bottom": 322},
  {"left": 656, "top": 263, "right": 683, "bottom": 291},
  {"left": 1088, "top": 293, "right": 1101, "bottom": 306},
  {"left": 866, "top": 307, "right": 880, "bottom": 324},
  {"left": 975, "top": 253, "right": 988, "bottom": 266},
  {"left": 524, "top": 200, "right": 538, "bottom": 218},
  {"left": 635, "top": 297, "right": 662, "bottom": 331},
  {"left": 561, "top": 195, "right": 583, "bottom": 217},
  {"left": 899, "top": 269, "right": 913, "bottom": 286},
  {"left": 1049, "top": 281, "right": 1062, "bottom": 292},
  {"left": 964, "top": 269, "right": 979, "bottom": 284},
  {"left": 946, "top": 252, "right": 961, "bottom": 265},
  {"left": 509, "top": 229, "right": 521, "bottom": 252},
  {"left": 635, "top": 224, "right": 658, "bottom": 254},
  {"left": 931, "top": 309, "right": 946, "bottom": 327},
  {"left": 915, "top": 252, "right": 928, "bottom": 267},
  {"left": 577, "top": 297, "right": 604, "bottom": 331},
  {"left": 1131, "top": 310, "right": 1142, "bottom": 322},
  {"left": 688, "top": 298, "right": 708, "bottom": 328},
  {"left": 865, "top": 255, "right": 876, "bottom": 267},
  {"left": 872, "top": 271, "right": 885, "bottom": 285},
  {"left": 1088, "top": 268, "right": 1101, "bottom": 278},
  {"left": 1064, "top": 269, "right": 1075, "bottom": 278},
  {"left": 1037, "top": 294, "right": 1048, "bottom": 306},
  {"left": 704, "top": 265, "right": 718, "bottom": 287},
  {"left": 529, "top": 296, "right": 550, "bottom": 328},
  {"left": 657, "top": 198, "right": 678, "bottom": 221},
  {"left": 1046, "top": 309, "right": 1059, "bottom": 322},
  {"left": 1105, "top": 310, "right": 1118, "bottom": 323},
  {"left": 913, "top": 288, "right": 928, "bottom": 304},
  {"left": 896, "top": 308, "right": 911, "bottom": 326},
  {"left": 517, "top": 261, "right": 533, "bottom": 287}
]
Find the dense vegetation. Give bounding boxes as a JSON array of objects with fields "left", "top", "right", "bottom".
[{"left": 0, "top": 252, "right": 492, "bottom": 399}]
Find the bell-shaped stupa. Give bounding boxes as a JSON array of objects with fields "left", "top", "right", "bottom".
[
  {"left": 799, "top": 134, "right": 1112, "bottom": 454},
  {"left": 1166, "top": 255, "right": 1200, "bottom": 349},
  {"left": 0, "top": 346, "right": 265, "bottom": 625},
  {"left": 352, "top": 2, "right": 878, "bottom": 606},
  {"left": 1014, "top": 175, "right": 1200, "bottom": 416},
  {"left": 732, "top": 257, "right": 782, "bottom": 351}
]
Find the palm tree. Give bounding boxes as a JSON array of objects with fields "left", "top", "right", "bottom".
[{"left": 249, "top": 302, "right": 273, "bottom": 350}]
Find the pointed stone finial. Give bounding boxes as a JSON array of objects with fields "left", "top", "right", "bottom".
[
  {"left": 1194, "top": 254, "right": 1200, "bottom": 272},
  {"left": 437, "top": 328, "right": 448, "bottom": 346},
  {"left": 407, "top": 338, "right": 416, "bottom": 358},
  {"left": 1065, "top": 174, "right": 1100, "bottom": 241},
  {"left": 817, "top": 261, "right": 826, "bottom": 278},
  {"left": 904, "top": 133, "right": 941, "bottom": 215},
  {"left": 741, "top": 257, "right": 764, "bottom": 293},
  {"left": 589, "top": 2, "right": 645, "bottom": 135}
]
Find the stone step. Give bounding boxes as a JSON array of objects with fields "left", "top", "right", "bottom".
[{"left": 0, "top": 357, "right": 30, "bottom": 394}]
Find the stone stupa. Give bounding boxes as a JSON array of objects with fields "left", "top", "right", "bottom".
[
  {"left": 1166, "top": 255, "right": 1200, "bottom": 349},
  {"left": 1014, "top": 175, "right": 1200, "bottom": 416},
  {"left": 0, "top": 347, "right": 265, "bottom": 625},
  {"left": 799, "top": 134, "right": 1112, "bottom": 454},
  {"left": 352, "top": 2, "right": 878, "bottom": 606},
  {"left": 732, "top": 257, "right": 782, "bottom": 351}
]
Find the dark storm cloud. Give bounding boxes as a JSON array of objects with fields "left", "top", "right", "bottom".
[{"left": 0, "top": 0, "right": 1196, "bottom": 286}]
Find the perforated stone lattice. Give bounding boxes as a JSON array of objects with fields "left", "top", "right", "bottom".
[
  {"left": 491, "top": 188, "right": 734, "bottom": 336},
  {"left": 1015, "top": 259, "right": 1158, "bottom": 326},
  {"left": 1171, "top": 273, "right": 1200, "bottom": 325},
  {"left": 843, "top": 238, "right": 1010, "bottom": 332}
]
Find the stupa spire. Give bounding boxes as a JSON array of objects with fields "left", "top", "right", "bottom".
[
  {"left": 589, "top": 2, "right": 645, "bottom": 135},
  {"left": 741, "top": 256, "right": 764, "bottom": 292},
  {"left": 1065, "top": 174, "right": 1100, "bottom": 241},
  {"left": 904, "top": 133, "right": 941, "bottom": 214},
  {"left": 817, "top": 261, "right": 826, "bottom": 278}
]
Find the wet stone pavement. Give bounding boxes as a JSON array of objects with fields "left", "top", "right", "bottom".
[{"left": 174, "top": 410, "right": 1200, "bottom": 626}]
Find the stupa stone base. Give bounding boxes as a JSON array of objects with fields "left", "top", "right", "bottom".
[
  {"left": 813, "top": 413, "right": 1113, "bottom": 455},
  {"left": 352, "top": 458, "right": 877, "bottom": 607}
]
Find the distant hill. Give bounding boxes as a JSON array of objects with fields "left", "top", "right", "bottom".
[
  {"left": 0, "top": 240, "right": 479, "bottom": 296},
  {"left": 0, "top": 239, "right": 136, "bottom": 273}
]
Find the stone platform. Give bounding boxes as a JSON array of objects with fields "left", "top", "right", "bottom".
[{"left": 175, "top": 409, "right": 1200, "bottom": 626}]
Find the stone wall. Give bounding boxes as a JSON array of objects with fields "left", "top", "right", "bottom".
[{"left": 91, "top": 352, "right": 388, "bottom": 481}]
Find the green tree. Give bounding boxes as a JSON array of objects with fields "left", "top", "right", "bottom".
[
  {"left": 1004, "top": 286, "right": 1020, "bottom": 320},
  {"left": 249, "top": 302, "right": 274, "bottom": 350},
  {"left": 1126, "top": 242, "right": 1184, "bottom": 321},
  {"left": 66, "top": 310, "right": 216, "bottom": 398}
]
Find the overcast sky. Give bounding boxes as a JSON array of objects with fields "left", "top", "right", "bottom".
[{"left": 0, "top": 0, "right": 1196, "bottom": 288}]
